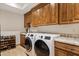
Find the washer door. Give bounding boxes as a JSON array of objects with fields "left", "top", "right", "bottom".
[
  {"left": 25, "top": 37, "right": 32, "bottom": 52},
  {"left": 34, "top": 40, "right": 50, "bottom": 56}
]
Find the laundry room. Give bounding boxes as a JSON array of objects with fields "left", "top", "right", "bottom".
[{"left": 1, "top": 1, "right": 79, "bottom": 57}]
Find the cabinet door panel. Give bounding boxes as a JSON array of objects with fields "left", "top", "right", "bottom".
[
  {"left": 67, "top": 52, "right": 77, "bottom": 56},
  {"left": 59, "top": 3, "right": 74, "bottom": 24},
  {"left": 55, "top": 48, "right": 67, "bottom": 56},
  {"left": 39, "top": 4, "right": 51, "bottom": 25},
  {"left": 74, "top": 4, "right": 79, "bottom": 22},
  {"left": 67, "top": 4, "right": 74, "bottom": 23},
  {"left": 43, "top": 4, "right": 51, "bottom": 25},
  {"left": 24, "top": 14, "right": 28, "bottom": 27},
  {"left": 55, "top": 41, "right": 79, "bottom": 56},
  {"left": 50, "top": 3, "right": 58, "bottom": 24},
  {"left": 55, "top": 48, "right": 78, "bottom": 56},
  {"left": 31, "top": 10, "right": 40, "bottom": 26},
  {"left": 31, "top": 4, "right": 51, "bottom": 26},
  {"left": 20, "top": 34, "right": 25, "bottom": 47},
  {"left": 24, "top": 13, "right": 31, "bottom": 27},
  {"left": 59, "top": 4, "right": 67, "bottom": 24}
]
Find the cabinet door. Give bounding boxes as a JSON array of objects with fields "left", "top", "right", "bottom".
[
  {"left": 31, "top": 9, "right": 41, "bottom": 27},
  {"left": 50, "top": 3, "right": 58, "bottom": 24},
  {"left": 55, "top": 48, "right": 78, "bottom": 56},
  {"left": 24, "top": 13, "right": 31, "bottom": 27},
  {"left": 67, "top": 52, "right": 78, "bottom": 56},
  {"left": 24, "top": 14, "right": 27, "bottom": 27},
  {"left": 74, "top": 4, "right": 79, "bottom": 22},
  {"left": 55, "top": 47, "right": 68, "bottom": 56},
  {"left": 20, "top": 34, "right": 25, "bottom": 47},
  {"left": 31, "top": 4, "right": 51, "bottom": 26},
  {"left": 66, "top": 4, "right": 74, "bottom": 23},
  {"left": 59, "top": 3, "right": 74, "bottom": 24},
  {"left": 40, "top": 4, "right": 51, "bottom": 25}
]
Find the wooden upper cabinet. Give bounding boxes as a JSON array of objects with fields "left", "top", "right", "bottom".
[
  {"left": 31, "top": 3, "right": 59, "bottom": 27},
  {"left": 73, "top": 4, "right": 79, "bottom": 23},
  {"left": 50, "top": 3, "right": 58, "bottom": 24},
  {"left": 24, "top": 12, "right": 32, "bottom": 27},
  {"left": 59, "top": 3, "right": 74, "bottom": 24},
  {"left": 41, "top": 4, "right": 51, "bottom": 25},
  {"left": 59, "top": 3, "right": 79, "bottom": 24},
  {"left": 31, "top": 4, "right": 51, "bottom": 27},
  {"left": 31, "top": 9, "right": 40, "bottom": 26},
  {"left": 38, "top": 3, "right": 58, "bottom": 25},
  {"left": 25, "top": 3, "right": 79, "bottom": 27},
  {"left": 58, "top": 4, "right": 67, "bottom": 24}
]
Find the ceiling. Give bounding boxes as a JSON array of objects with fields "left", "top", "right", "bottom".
[{"left": 0, "top": 3, "right": 38, "bottom": 14}]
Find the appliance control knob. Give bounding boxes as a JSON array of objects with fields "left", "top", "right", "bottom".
[{"left": 41, "top": 36, "right": 43, "bottom": 38}]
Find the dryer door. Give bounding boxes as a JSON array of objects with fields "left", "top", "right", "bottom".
[
  {"left": 34, "top": 40, "right": 50, "bottom": 56},
  {"left": 25, "top": 37, "right": 32, "bottom": 52}
]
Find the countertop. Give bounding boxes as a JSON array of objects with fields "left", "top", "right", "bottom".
[
  {"left": 20, "top": 32, "right": 26, "bottom": 35},
  {"left": 54, "top": 37, "right": 79, "bottom": 46}
]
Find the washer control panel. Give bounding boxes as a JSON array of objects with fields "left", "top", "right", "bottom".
[
  {"left": 30, "top": 34, "right": 33, "bottom": 37},
  {"left": 44, "top": 36, "right": 51, "bottom": 40}
]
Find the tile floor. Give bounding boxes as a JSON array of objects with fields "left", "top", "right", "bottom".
[{"left": 1, "top": 45, "right": 26, "bottom": 56}]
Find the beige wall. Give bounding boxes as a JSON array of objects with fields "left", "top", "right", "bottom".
[
  {"left": 30, "top": 23, "right": 79, "bottom": 34},
  {"left": 0, "top": 9, "right": 25, "bottom": 32},
  {"left": 0, "top": 9, "right": 25, "bottom": 44}
]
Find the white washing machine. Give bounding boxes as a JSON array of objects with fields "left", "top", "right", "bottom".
[
  {"left": 34, "top": 33, "right": 60, "bottom": 56},
  {"left": 25, "top": 33, "right": 37, "bottom": 56}
]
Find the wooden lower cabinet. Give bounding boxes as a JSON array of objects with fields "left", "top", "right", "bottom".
[
  {"left": 55, "top": 48, "right": 68, "bottom": 56},
  {"left": 20, "top": 34, "right": 25, "bottom": 48},
  {"left": 55, "top": 47, "right": 78, "bottom": 56},
  {"left": 55, "top": 41, "right": 79, "bottom": 56}
]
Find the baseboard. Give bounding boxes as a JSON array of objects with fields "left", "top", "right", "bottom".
[{"left": 16, "top": 44, "right": 20, "bottom": 46}]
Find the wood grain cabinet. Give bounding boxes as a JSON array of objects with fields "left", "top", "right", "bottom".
[
  {"left": 55, "top": 41, "right": 79, "bottom": 56},
  {"left": 50, "top": 3, "right": 58, "bottom": 24},
  {"left": 59, "top": 3, "right": 74, "bottom": 24},
  {"left": 55, "top": 47, "right": 68, "bottom": 56},
  {"left": 59, "top": 3, "right": 79, "bottom": 24},
  {"left": 73, "top": 4, "right": 79, "bottom": 23},
  {"left": 24, "top": 12, "right": 32, "bottom": 27},
  {"left": 31, "top": 4, "right": 51, "bottom": 26},
  {"left": 24, "top": 3, "right": 79, "bottom": 27},
  {"left": 41, "top": 4, "right": 51, "bottom": 25},
  {"left": 31, "top": 9, "right": 41, "bottom": 26},
  {"left": 20, "top": 34, "right": 25, "bottom": 47},
  {"left": 31, "top": 3, "right": 59, "bottom": 27}
]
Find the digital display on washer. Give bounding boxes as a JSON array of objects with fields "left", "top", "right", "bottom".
[{"left": 45, "top": 36, "right": 51, "bottom": 40}]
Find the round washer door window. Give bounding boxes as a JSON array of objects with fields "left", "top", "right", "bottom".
[
  {"left": 34, "top": 40, "right": 50, "bottom": 56},
  {"left": 25, "top": 37, "right": 32, "bottom": 52}
]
